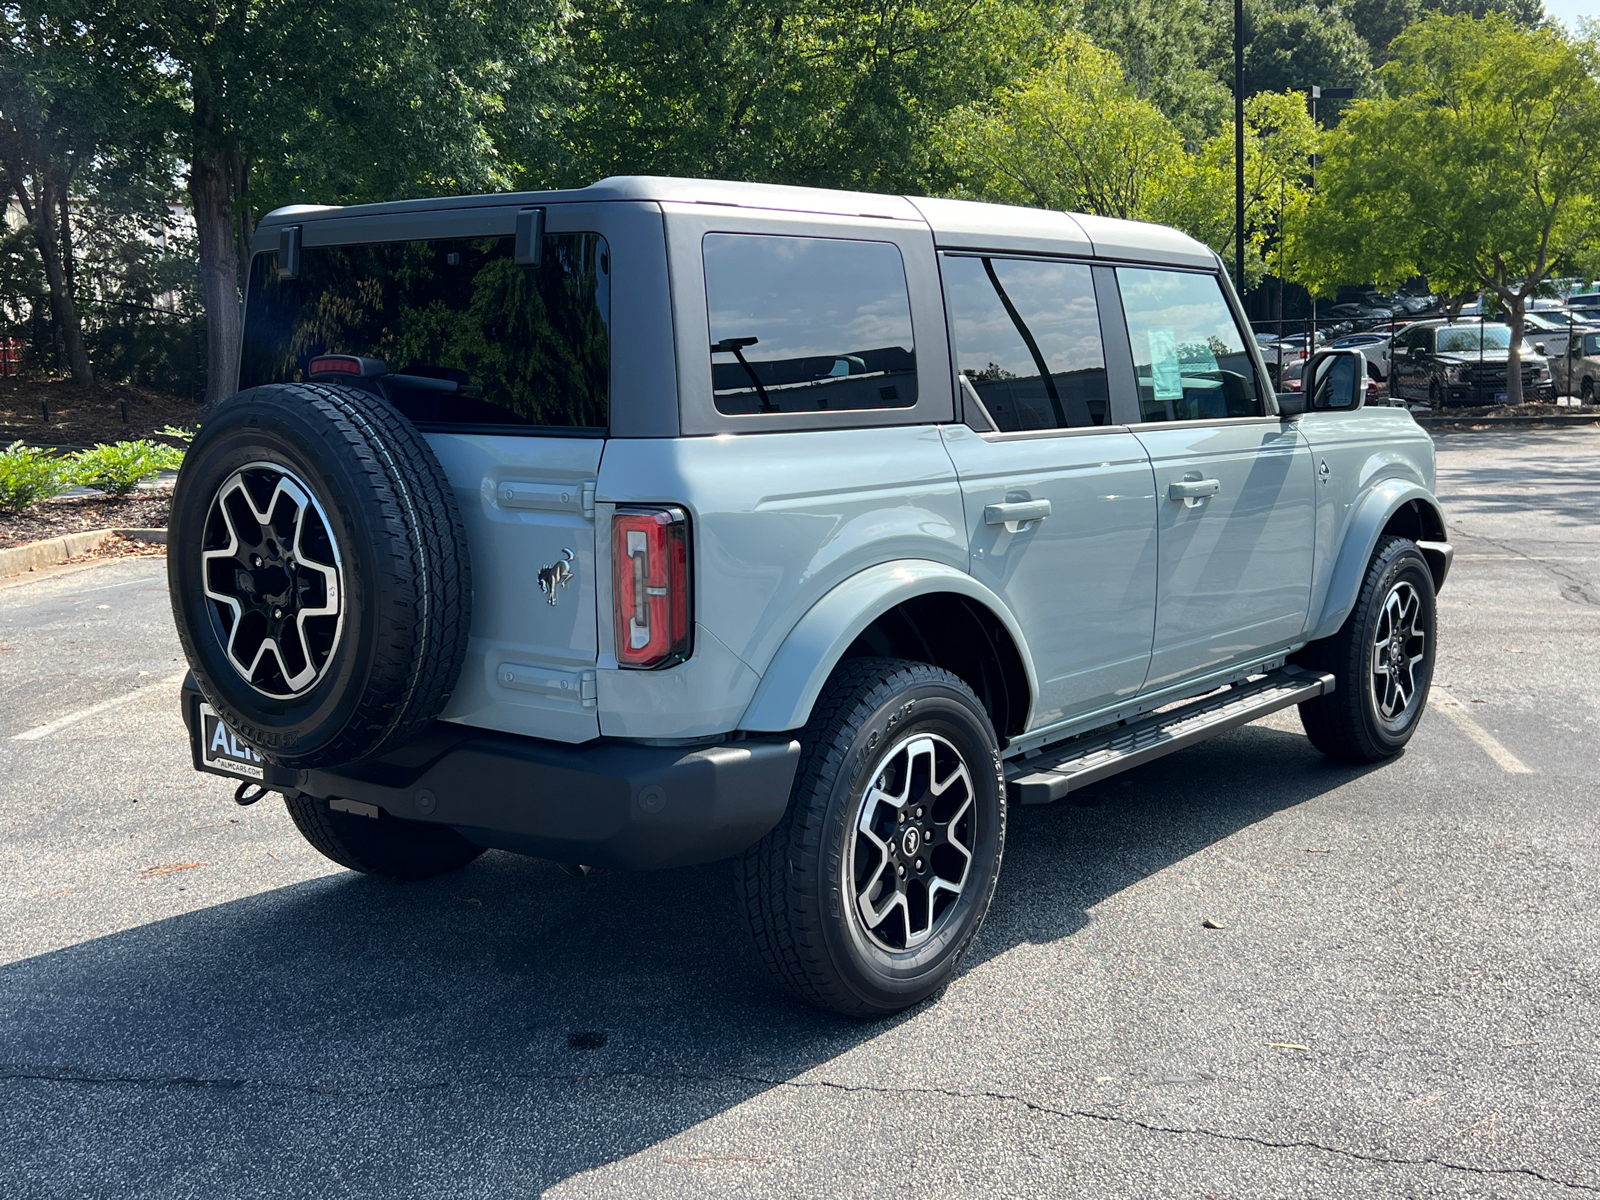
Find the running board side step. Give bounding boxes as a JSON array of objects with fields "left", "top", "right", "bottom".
[{"left": 1006, "top": 666, "right": 1335, "bottom": 805}]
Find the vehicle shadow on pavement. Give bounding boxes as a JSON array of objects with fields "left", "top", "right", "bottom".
[{"left": 0, "top": 724, "right": 1379, "bottom": 1197}]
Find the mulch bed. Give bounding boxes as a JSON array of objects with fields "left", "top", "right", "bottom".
[
  {"left": 0, "top": 488, "right": 171, "bottom": 549},
  {"left": 0, "top": 376, "right": 199, "bottom": 448}
]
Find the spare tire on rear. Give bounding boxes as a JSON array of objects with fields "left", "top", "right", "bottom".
[{"left": 169, "top": 382, "right": 472, "bottom": 770}]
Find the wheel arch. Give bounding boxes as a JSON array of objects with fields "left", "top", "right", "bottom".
[
  {"left": 738, "top": 561, "right": 1037, "bottom": 740},
  {"left": 1309, "top": 482, "right": 1449, "bottom": 643}
]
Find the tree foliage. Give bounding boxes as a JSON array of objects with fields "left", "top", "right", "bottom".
[
  {"left": 1293, "top": 13, "right": 1600, "bottom": 402},
  {"left": 564, "top": 0, "right": 1048, "bottom": 193}
]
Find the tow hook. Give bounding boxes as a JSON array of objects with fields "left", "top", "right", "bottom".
[{"left": 234, "top": 781, "right": 271, "bottom": 807}]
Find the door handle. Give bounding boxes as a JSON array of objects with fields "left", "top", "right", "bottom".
[
  {"left": 983, "top": 499, "right": 1052, "bottom": 529},
  {"left": 1168, "top": 478, "right": 1221, "bottom": 501}
]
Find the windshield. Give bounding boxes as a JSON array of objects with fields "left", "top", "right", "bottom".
[{"left": 1435, "top": 325, "right": 1516, "bottom": 353}]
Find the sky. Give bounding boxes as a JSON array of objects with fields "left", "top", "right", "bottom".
[{"left": 1546, "top": 0, "right": 1599, "bottom": 29}]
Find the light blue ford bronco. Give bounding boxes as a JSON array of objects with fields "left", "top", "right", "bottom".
[{"left": 169, "top": 177, "right": 1451, "bottom": 1017}]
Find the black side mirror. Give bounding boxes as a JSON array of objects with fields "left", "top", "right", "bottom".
[
  {"left": 1276, "top": 391, "right": 1308, "bottom": 417},
  {"left": 1307, "top": 349, "right": 1366, "bottom": 411}
]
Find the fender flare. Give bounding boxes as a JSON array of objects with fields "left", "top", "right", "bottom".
[
  {"left": 1309, "top": 480, "right": 1448, "bottom": 643},
  {"left": 738, "top": 560, "right": 1039, "bottom": 733}
]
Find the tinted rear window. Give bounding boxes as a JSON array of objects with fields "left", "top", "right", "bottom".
[
  {"left": 704, "top": 233, "right": 917, "bottom": 415},
  {"left": 240, "top": 234, "right": 610, "bottom": 429}
]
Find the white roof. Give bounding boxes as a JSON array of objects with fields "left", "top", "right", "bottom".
[{"left": 262, "top": 175, "right": 1218, "bottom": 266}]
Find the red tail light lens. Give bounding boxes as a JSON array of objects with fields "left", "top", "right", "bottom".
[
  {"left": 613, "top": 506, "right": 691, "bottom": 669},
  {"left": 307, "top": 354, "right": 363, "bottom": 376}
]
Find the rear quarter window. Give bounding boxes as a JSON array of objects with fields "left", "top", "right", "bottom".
[
  {"left": 239, "top": 233, "right": 610, "bottom": 429},
  {"left": 703, "top": 233, "right": 917, "bottom": 415}
]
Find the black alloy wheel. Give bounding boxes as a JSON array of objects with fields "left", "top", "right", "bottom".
[
  {"left": 737, "top": 658, "right": 1006, "bottom": 1017},
  {"left": 1296, "top": 536, "right": 1437, "bottom": 762}
]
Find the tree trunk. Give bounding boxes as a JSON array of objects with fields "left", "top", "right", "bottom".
[
  {"left": 29, "top": 177, "right": 93, "bottom": 386},
  {"left": 1503, "top": 295, "right": 1525, "bottom": 406},
  {"left": 190, "top": 146, "right": 243, "bottom": 406}
]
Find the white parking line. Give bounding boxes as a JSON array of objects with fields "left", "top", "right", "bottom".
[
  {"left": 12, "top": 670, "right": 189, "bottom": 742},
  {"left": 1431, "top": 687, "right": 1533, "bottom": 774}
]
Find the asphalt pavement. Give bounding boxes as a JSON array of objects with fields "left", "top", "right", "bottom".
[{"left": 0, "top": 429, "right": 1596, "bottom": 1199}]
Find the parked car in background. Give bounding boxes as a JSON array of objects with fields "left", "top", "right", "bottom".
[
  {"left": 1390, "top": 320, "right": 1553, "bottom": 405},
  {"left": 1550, "top": 329, "right": 1600, "bottom": 402},
  {"left": 1564, "top": 292, "right": 1600, "bottom": 321},
  {"left": 1523, "top": 311, "right": 1599, "bottom": 359},
  {"left": 1331, "top": 332, "right": 1393, "bottom": 378}
]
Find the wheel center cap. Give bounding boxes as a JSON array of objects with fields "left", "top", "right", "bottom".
[{"left": 901, "top": 826, "right": 921, "bottom": 856}]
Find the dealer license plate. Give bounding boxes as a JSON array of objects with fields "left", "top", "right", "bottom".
[{"left": 197, "top": 703, "right": 264, "bottom": 779}]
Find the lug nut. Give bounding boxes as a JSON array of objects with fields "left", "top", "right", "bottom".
[
  {"left": 273, "top": 607, "right": 282, "bottom": 618},
  {"left": 897, "top": 864, "right": 906, "bottom": 877},
  {"left": 915, "top": 858, "right": 924, "bottom": 871},
  {"left": 916, "top": 807, "right": 924, "bottom": 818},
  {"left": 252, "top": 555, "right": 262, "bottom": 567}
]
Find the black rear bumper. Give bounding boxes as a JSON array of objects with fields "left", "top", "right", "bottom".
[{"left": 181, "top": 677, "right": 800, "bottom": 871}]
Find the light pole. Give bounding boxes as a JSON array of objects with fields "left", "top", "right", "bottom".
[{"left": 1234, "top": 0, "right": 1245, "bottom": 291}]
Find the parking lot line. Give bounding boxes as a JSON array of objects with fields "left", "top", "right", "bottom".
[
  {"left": 1430, "top": 687, "right": 1533, "bottom": 774},
  {"left": 11, "top": 670, "right": 189, "bottom": 742}
]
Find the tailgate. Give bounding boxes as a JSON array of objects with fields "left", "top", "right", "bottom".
[{"left": 426, "top": 432, "right": 605, "bottom": 742}]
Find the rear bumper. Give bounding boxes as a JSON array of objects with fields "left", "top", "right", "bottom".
[{"left": 181, "top": 677, "right": 800, "bottom": 871}]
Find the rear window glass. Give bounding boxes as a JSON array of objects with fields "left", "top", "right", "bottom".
[
  {"left": 240, "top": 233, "right": 610, "bottom": 429},
  {"left": 942, "top": 254, "right": 1109, "bottom": 430},
  {"left": 704, "top": 233, "right": 917, "bottom": 415}
]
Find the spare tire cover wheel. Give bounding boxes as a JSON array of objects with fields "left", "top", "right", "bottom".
[{"left": 169, "top": 382, "right": 472, "bottom": 770}]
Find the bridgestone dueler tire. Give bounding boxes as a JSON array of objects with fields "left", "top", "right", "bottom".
[
  {"left": 284, "top": 793, "right": 484, "bottom": 881},
  {"left": 1296, "top": 535, "right": 1436, "bottom": 763},
  {"left": 736, "top": 658, "right": 1007, "bottom": 1018},
  {"left": 169, "top": 383, "right": 471, "bottom": 770}
]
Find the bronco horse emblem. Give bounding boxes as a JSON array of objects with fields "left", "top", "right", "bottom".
[{"left": 537, "top": 548, "right": 576, "bottom": 605}]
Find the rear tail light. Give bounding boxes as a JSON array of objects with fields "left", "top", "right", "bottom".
[{"left": 612, "top": 506, "right": 691, "bottom": 669}]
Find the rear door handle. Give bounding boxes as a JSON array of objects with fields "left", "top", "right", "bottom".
[
  {"left": 983, "top": 499, "right": 1052, "bottom": 530},
  {"left": 1168, "top": 478, "right": 1221, "bottom": 501}
]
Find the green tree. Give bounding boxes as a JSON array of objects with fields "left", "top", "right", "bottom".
[
  {"left": 1157, "top": 90, "right": 1320, "bottom": 289},
  {"left": 1077, "top": 0, "right": 1232, "bottom": 145},
  {"left": 1244, "top": 0, "right": 1376, "bottom": 99},
  {"left": 1293, "top": 13, "right": 1600, "bottom": 403},
  {"left": 61, "top": 0, "right": 567, "bottom": 405},
  {"left": 0, "top": 9, "right": 106, "bottom": 385},
  {"left": 936, "top": 34, "right": 1187, "bottom": 218},
  {"left": 565, "top": 0, "right": 1045, "bottom": 193}
]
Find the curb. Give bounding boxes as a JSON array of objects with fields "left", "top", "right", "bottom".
[
  {"left": 0, "top": 526, "right": 167, "bottom": 578},
  {"left": 1418, "top": 413, "right": 1600, "bottom": 429}
]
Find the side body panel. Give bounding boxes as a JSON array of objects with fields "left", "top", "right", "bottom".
[
  {"left": 939, "top": 424, "right": 1158, "bottom": 728},
  {"left": 1293, "top": 407, "right": 1442, "bottom": 642},
  {"left": 1132, "top": 420, "right": 1317, "bottom": 689},
  {"left": 595, "top": 427, "right": 969, "bottom": 738}
]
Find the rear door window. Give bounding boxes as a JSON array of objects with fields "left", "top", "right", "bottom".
[
  {"left": 941, "top": 254, "right": 1109, "bottom": 430},
  {"left": 240, "top": 233, "right": 611, "bottom": 429},
  {"left": 703, "top": 233, "right": 917, "bottom": 415},
  {"left": 1116, "top": 268, "right": 1267, "bottom": 422}
]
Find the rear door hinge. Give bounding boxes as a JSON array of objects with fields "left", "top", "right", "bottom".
[
  {"left": 580, "top": 669, "right": 598, "bottom": 709},
  {"left": 581, "top": 481, "right": 596, "bottom": 520}
]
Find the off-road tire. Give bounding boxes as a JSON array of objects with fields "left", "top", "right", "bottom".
[
  {"left": 169, "top": 382, "right": 471, "bottom": 770},
  {"left": 1297, "top": 536, "right": 1436, "bottom": 762},
  {"left": 1581, "top": 377, "right": 1594, "bottom": 405},
  {"left": 736, "top": 658, "right": 1007, "bottom": 1018},
  {"left": 284, "top": 793, "right": 484, "bottom": 881}
]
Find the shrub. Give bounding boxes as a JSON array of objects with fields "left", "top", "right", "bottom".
[
  {"left": 0, "top": 441, "right": 70, "bottom": 514},
  {"left": 69, "top": 439, "right": 186, "bottom": 497}
]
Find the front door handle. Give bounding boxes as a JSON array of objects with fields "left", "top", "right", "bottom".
[
  {"left": 1168, "top": 478, "right": 1221, "bottom": 501},
  {"left": 984, "top": 499, "right": 1052, "bottom": 533}
]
